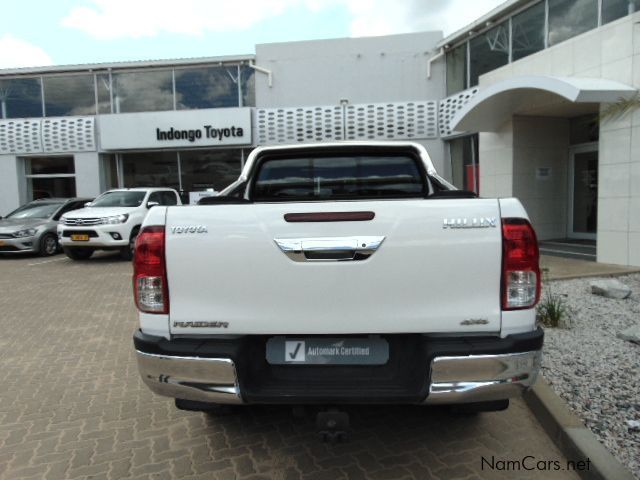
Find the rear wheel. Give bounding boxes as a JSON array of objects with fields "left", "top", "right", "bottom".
[
  {"left": 39, "top": 233, "right": 58, "bottom": 256},
  {"left": 120, "top": 227, "right": 140, "bottom": 261},
  {"left": 63, "top": 247, "right": 94, "bottom": 260}
]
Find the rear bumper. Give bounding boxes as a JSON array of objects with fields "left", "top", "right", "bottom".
[
  {"left": 424, "top": 350, "right": 541, "bottom": 404},
  {"left": 134, "top": 328, "right": 543, "bottom": 405},
  {"left": 135, "top": 351, "right": 242, "bottom": 404}
]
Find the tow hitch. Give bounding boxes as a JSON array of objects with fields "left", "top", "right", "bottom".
[{"left": 316, "top": 409, "right": 349, "bottom": 443}]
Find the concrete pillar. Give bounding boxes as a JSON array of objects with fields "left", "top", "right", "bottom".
[
  {"left": 479, "top": 119, "right": 514, "bottom": 199},
  {"left": 0, "top": 154, "right": 22, "bottom": 216},
  {"left": 597, "top": 116, "right": 634, "bottom": 266},
  {"left": 74, "top": 152, "right": 102, "bottom": 198}
]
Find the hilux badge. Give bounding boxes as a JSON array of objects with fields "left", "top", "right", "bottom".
[{"left": 443, "top": 217, "right": 497, "bottom": 229}]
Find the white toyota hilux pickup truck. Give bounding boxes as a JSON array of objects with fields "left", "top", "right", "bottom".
[
  {"left": 59, "top": 188, "right": 181, "bottom": 260},
  {"left": 133, "top": 142, "right": 543, "bottom": 416}
]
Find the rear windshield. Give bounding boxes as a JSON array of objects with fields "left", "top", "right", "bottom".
[{"left": 252, "top": 155, "right": 426, "bottom": 201}]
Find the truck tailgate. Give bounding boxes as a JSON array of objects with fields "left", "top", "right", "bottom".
[{"left": 165, "top": 199, "right": 503, "bottom": 335}]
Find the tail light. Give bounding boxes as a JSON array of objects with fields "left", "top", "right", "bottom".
[
  {"left": 133, "top": 226, "right": 168, "bottom": 314},
  {"left": 501, "top": 218, "right": 540, "bottom": 310}
]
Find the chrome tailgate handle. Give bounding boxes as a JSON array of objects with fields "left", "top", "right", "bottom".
[{"left": 274, "top": 236, "right": 385, "bottom": 262}]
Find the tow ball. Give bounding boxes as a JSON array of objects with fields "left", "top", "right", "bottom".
[{"left": 316, "top": 409, "right": 349, "bottom": 443}]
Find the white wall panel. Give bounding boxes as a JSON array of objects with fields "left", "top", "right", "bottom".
[{"left": 0, "top": 119, "right": 42, "bottom": 154}]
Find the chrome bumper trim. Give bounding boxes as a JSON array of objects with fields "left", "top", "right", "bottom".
[
  {"left": 423, "top": 350, "right": 542, "bottom": 404},
  {"left": 135, "top": 350, "right": 243, "bottom": 404}
]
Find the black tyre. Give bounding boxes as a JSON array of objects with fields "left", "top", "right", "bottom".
[
  {"left": 39, "top": 233, "right": 59, "bottom": 256},
  {"left": 121, "top": 227, "right": 140, "bottom": 261},
  {"left": 63, "top": 247, "right": 94, "bottom": 260}
]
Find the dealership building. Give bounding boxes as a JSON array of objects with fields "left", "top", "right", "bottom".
[{"left": 1, "top": 0, "right": 639, "bottom": 266}]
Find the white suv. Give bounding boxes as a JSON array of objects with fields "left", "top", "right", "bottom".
[{"left": 58, "top": 188, "right": 181, "bottom": 260}]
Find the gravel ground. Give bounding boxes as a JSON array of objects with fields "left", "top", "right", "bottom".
[{"left": 540, "top": 273, "right": 640, "bottom": 479}]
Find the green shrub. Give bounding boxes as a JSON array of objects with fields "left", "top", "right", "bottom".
[
  {"left": 536, "top": 268, "right": 569, "bottom": 328},
  {"left": 537, "top": 290, "right": 568, "bottom": 328}
]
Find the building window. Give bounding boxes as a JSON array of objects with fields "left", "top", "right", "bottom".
[
  {"left": 101, "top": 154, "right": 119, "bottom": 190},
  {"left": 512, "top": 2, "right": 546, "bottom": 61},
  {"left": 602, "top": 0, "right": 640, "bottom": 23},
  {"left": 121, "top": 152, "right": 180, "bottom": 190},
  {"left": 96, "top": 73, "right": 112, "bottom": 114},
  {"left": 112, "top": 70, "right": 173, "bottom": 113},
  {"left": 179, "top": 149, "right": 243, "bottom": 193},
  {"left": 469, "top": 22, "right": 509, "bottom": 87},
  {"left": 446, "top": 44, "right": 467, "bottom": 95},
  {"left": 0, "top": 78, "right": 43, "bottom": 119},
  {"left": 449, "top": 134, "right": 479, "bottom": 193},
  {"left": 43, "top": 74, "right": 96, "bottom": 117},
  {"left": 241, "top": 65, "right": 255, "bottom": 107},
  {"left": 175, "top": 65, "right": 242, "bottom": 110},
  {"left": 24, "top": 156, "right": 76, "bottom": 200},
  {"left": 548, "top": 0, "right": 598, "bottom": 46}
]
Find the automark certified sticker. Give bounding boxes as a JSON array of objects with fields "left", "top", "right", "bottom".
[{"left": 267, "top": 337, "right": 389, "bottom": 365}]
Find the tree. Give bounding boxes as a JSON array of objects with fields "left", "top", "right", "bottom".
[{"left": 600, "top": 94, "right": 640, "bottom": 122}]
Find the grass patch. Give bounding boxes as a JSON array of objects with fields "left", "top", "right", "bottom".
[{"left": 537, "top": 268, "right": 570, "bottom": 328}]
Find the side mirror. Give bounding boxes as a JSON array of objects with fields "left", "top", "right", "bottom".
[
  {"left": 84, "top": 202, "right": 92, "bottom": 207},
  {"left": 147, "top": 201, "right": 160, "bottom": 209}
]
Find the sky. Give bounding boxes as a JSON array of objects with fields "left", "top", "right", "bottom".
[{"left": 0, "top": 0, "right": 506, "bottom": 69}]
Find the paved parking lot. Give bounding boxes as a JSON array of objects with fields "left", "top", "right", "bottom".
[{"left": 0, "top": 253, "right": 580, "bottom": 480}]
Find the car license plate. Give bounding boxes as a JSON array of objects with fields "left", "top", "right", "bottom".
[
  {"left": 266, "top": 337, "right": 389, "bottom": 365},
  {"left": 71, "top": 234, "right": 90, "bottom": 241}
]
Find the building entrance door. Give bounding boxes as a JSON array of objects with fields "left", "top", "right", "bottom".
[{"left": 568, "top": 145, "right": 598, "bottom": 240}]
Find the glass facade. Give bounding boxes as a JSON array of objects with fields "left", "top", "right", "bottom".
[
  {"left": 102, "top": 154, "right": 119, "bottom": 190},
  {"left": 120, "top": 149, "right": 243, "bottom": 200},
  {"left": 446, "top": 44, "right": 467, "bottom": 96},
  {"left": 548, "top": 0, "right": 598, "bottom": 46},
  {"left": 176, "top": 66, "right": 239, "bottom": 110},
  {"left": 122, "top": 152, "right": 180, "bottom": 190},
  {"left": 43, "top": 74, "right": 95, "bottom": 117},
  {"left": 0, "top": 61, "right": 253, "bottom": 119},
  {"left": 512, "top": 2, "right": 546, "bottom": 61},
  {"left": 27, "top": 156, "right": 75, "bottom": 175},
  {"left": 469, "top": 23, "right": 509, "bottom": 87},
  {"left": 180, "top": 149, "right": 242, "bottom": 192},
  {"left": 24, "top": 156, "right": 76, "bottom": 200},
  {"left": 602, "top": 0, "right": 640, "bottom": 23},
  {"left": 113, "top": 70, "right": 173, "bottom": 113},
  {"left": 96, "top": 73, "right": 112, "bottom": 114},
  {"left": 0, "top": 77, "right": 42, "bottom": 118},
  {"left": 29, "top": 178, "right": 76, "bottom": 199},
  {"left": 446, "top": 0, "right": 639, "bottom": 95},
  {"left": 241, "top": 65, "right": 255, "bottom": 107}
]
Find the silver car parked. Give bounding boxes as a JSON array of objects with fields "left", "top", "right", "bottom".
[{"left": 0, "top": 198, "right": 92, "bottom": 256}]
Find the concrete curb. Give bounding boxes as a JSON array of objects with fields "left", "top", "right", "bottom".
[
  {"left": 547, "top": 270, "right": 640, "bottom": 281},
  {"left": 524, "top": 378, "right": 636, "bottom": 480}
]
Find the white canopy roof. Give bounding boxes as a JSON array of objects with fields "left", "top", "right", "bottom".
[{"left": 450, "top": 76, "right": 637, "bottom": 132}]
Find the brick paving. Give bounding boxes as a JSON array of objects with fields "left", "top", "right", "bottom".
[{"left": 0, "top": 253, "right": 580, "bottom": 480}]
